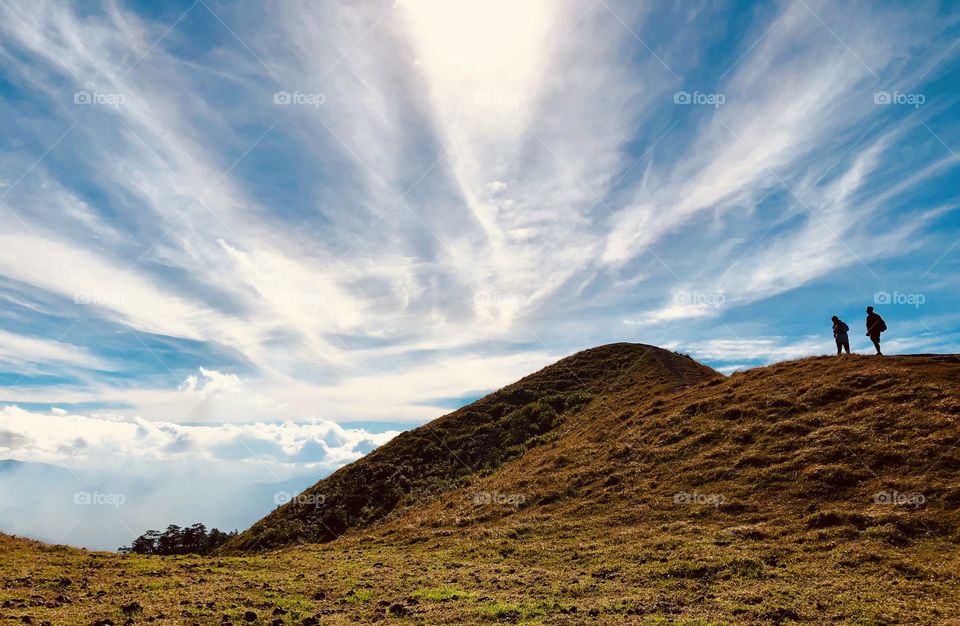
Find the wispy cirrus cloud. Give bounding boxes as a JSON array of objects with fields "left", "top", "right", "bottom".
[{"left": 0, "top": 0, "right": 956, "bottom": 412}]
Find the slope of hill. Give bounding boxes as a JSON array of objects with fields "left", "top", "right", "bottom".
[
  {"left": 389, "top": 353, "right": 960, "bottom": 539},
  {"left": 223, "top": 343, "right": 719, "bottom": 552},
  {"left": 1, "top": 349, "right": 959, "bottom": 625}
]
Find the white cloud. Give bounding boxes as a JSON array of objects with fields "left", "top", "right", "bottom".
[
  {"left": 673, "top": 336, "right": 833, "bottom": 363},
  {"left": 0, "top": 328, "right": 110, "bottom": 371},
  {"left": 178, "top": 367, "right": 237, "bottom": 395},
  {"left": 675, "top": 327, "right": 960, "bottom": 367},
  {"left": 0, "top": 233, "right": 221, "bottom": 342},
  {"left": 485, "top": 181, "right": 508, "bottom": 194},
  {"left": 603, "top": 4, "right": 876, "bottom": 267},
  {"left": 0, "top": 350, "right": 555, "bottom": 425}
]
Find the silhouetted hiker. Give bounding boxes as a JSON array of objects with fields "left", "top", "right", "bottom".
[
  {"left": 832, "top": 316, "right": 850, "bottom": 355},
  {"left": 865, "top": 306, "right": 887, "bottom": 355}
]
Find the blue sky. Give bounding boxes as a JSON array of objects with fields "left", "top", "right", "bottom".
[{"left": 0, "top": 0, "right": 959, "bottom": 546}]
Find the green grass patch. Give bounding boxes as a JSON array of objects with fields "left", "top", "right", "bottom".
[
  {"left": 412, "top": 586, "right": 476, "bottom": 602},
  {"left": 344, "top": 588, "right": 375, "bottom": 604}
]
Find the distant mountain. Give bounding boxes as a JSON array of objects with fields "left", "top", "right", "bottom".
[
  {"left": 0, "top": 458, "right": 318, "bottom": 550},
  {"left": 0, "top": 458, "right": 77, "bottom": 476}
]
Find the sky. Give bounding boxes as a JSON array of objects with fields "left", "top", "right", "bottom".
[{"left": 0, "top": 0, "right": 959, "bottom": 548}]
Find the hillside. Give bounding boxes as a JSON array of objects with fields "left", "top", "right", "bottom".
[
  {"left": 223, "top": 343, "right": 719, "bottom": 552},
  {"left": 1, "top": 348, "right": 959, "bottom": 625}
]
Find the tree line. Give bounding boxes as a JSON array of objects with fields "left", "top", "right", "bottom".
[{"left": 119, "top": 523, "right": 236, "bottom": 555}]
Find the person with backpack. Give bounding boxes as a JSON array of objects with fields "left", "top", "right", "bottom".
[
  {"left": 865, "top": 306, "right": 887, "bottom": 355},
  {"left": 832, "top": 316, "right": 850, "bottom": 355}
]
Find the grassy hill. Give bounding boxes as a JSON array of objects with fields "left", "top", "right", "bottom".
[
  {"left": 223, "top": 343, "right": 719, "bottom": 552},
  {"left": 1, "top": 347, "right": 959, "bottom": 625}
]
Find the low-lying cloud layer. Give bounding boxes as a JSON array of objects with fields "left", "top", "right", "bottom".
[
  {"left": 0, "top": 405, "right": 398, "bottom": 470},
  {"left": 0, "top": 400, "right": 400, "bottom": 550}
]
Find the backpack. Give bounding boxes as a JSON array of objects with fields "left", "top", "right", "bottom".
[{"left": 877, "top": 316, "right": 887, "bottom": 333}]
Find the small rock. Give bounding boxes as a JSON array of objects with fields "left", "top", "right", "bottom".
[
  {"left": 122, "top": 602, "right": 143, "bottom": 615},
  {"left": 388, "top": 603, "right": 410, "bottom": 617},
  {"left": 243, "top": 611, "right": 257, "bottom": 623}
]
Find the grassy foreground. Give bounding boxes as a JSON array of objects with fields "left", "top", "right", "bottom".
[{"left": 2, "top": 516, "right": 957, "bottom": 625}]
